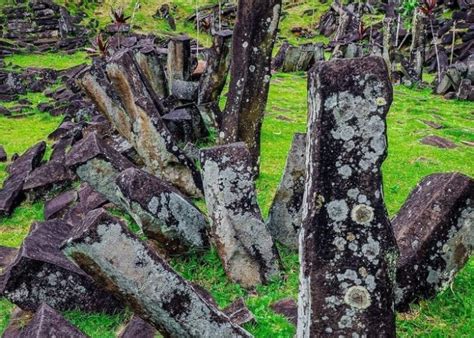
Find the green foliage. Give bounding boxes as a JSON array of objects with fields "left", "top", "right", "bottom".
[{"left": 3, "top": 51, "right": 90, "bottom": 70}]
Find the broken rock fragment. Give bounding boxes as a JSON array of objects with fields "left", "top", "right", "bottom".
[
  {"left": 115, "top": 167, "right": 209, "bottom": 254},
  {"left": 118, "top": 315, "right": 157, "bottom": 338},
  {"left": 62, "top": 209, "right": 252, "bottom": 338},
  {"left": 1, "top": 219, "right": 121, "bottom": 313},
  {"left": 298, "top": 56, "right": 398, "bottom": 337},
  {"left": 267, "top": 133, "right": 306, "bottom": 250},
  {"left": 201, "top": 142, "right": 281, "bottom": 288},
  {"left": 393, "top": 173, "right": 474, "bottom": 311}
]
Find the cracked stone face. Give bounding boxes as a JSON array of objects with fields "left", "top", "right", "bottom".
[
  {"left": 393, "top": 173, "right": 474, "bottom": 311},
  {"left": 201, "top": 142, "right": 281, "bottom": 288},
  {"left": 297, "top": 56, "right": 398, "bottom": 337}
]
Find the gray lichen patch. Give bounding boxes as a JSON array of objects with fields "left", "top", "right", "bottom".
[
  {"left": 201, "top": 143, "right": 281, "bottom": 288},
  {"left": 344, "top": 286, "right": 371, "bottom": 309}
]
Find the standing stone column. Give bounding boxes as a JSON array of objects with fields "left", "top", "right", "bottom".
[
  {"left": 167, "top": 35, "right": 192, "bottom": 89},
  {"left": 201, "top": 143, "right": 281, "bottom": 288},
  {"left": 297, "top": 56, "right": 398, "bottom": 337},
  {"left": 266, "top": 133, "right": 306, "bottom": 250},
  {"left": 409, "top": 9, "right": 427, "bottom": 81},
  {"left": 219, "top": 0, "right": 282, "bottom": 170},
  {"left": 382, "top": 1, "right": 396, "bottom": 73}
]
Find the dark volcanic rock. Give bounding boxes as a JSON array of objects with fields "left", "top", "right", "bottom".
[
  {"left": 201, "top": 142, "right": 281, "bottom": 288},
  {"left": 267, "top": 133, "right": 306, "bottom": 250},
  {"left": 44, "top": 190, "right": 78, "bottom": 220},
  {"left": 0, "top": 246, "right": 17, "bottom": 272},
  {"left": 66, "top": 132, "right": 134, "bottom": 206},
  {"left": 0, "top": 142, "right": 46, "bottom": 216},
  {"left": 421, "top": 120, "right": 443, "bottom": 129},
  {"left": 1, "top": 219, "right": 121, "bottom": 313},
  {"left": 0, "top": 145, "right": 7, "bottom": 162},
  {"left": 270, "top": 298, "right": 297, "bottom": 325},
  {"left": 393, "top": 173, "right": 473, "bottom": 311},
  {"left": 421, "top": 135, "right": 457, "bottom": 149},
  {"left": 22, "top": 161, "right": 73, "bottom": 200},
  {"left": 118, "top": 315, "right": 157, "bottom": 338},
  {"left": 62, "top": 209, "right": 252, "bottom": 337},
  {"left": 298, "top": 57, "right": 398, "bottom": 337},
  {"left": 223, "top": 298, "right": 255, "bottom": 326},
  {"left": 115, "top": 167, "right": 209, "bottom": 254},
  {"left": 18, "top": 303, "right": 86, "bottom": 338}
]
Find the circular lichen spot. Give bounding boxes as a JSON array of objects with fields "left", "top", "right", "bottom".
[
  {"left": 351, "top": 204, "right": 374, "bottom": 224},
  {"left": 344, "top": 286, "right": 371, "bottom": 309},
  {"left": 376, "top": 97, "right": 386, "bottom": 106},
  {"left": 326, "top": 200, "right": 349, "bottom": 222}
]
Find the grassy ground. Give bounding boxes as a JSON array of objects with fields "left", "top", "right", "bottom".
[{"left": 0, "top": 67, "right": 472, "bottom": 335}]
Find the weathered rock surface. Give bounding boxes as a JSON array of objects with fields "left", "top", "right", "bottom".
[
  {"left": 118, "top": 315, "right": 157, "bottom": 338},
  {"left": 62, "top": 209, "right": 252, "bottom": 337},
  {"left": 44, "top": 190, "right": 78, "bottom": 220},
  {"left": 393, "top": 173, "right": 473, "bottom": 311},
  {"left": 0, "top": 246, "right": 17, "bottom": 272},
  {"left": 220, "top": 0, "right": 283, "bottom": 168},
  {"left": 66, "top": 132, "right": 134, "bottom": 206},
  {"left": 298, "top": 56, "right": 398, "bottom": 337},
  {"left": 115, "top": 167, "right": 209, "bottom": 254},
  {"left": 201, "top": 142, "right": 281, "bottom": 288},
  {"left": 267, "top": 133, "right": 306, "bottom": 250},
  {"left": 15, "top": 303, "right": 86, "bottom": 338},
  {"left": 421, "top": 135, "right": 457, "bottom": 149},
  {"left": 270, "top": 298, "right": 297, "bottom": 325},
  {"left": 1, "top": 219, "right": 121, "bottom": 313},
  {"left": 0, "top": 142, "right": 46, "bottom": 216},
  {"left": 223, "top": 298, "right": 255, "bottom": 326},
  {"left": 22, "top": 161, "right": 73, "bottom": 200},
  {"left": 272, "top": 43, "right": 324, "bottom": 72}
]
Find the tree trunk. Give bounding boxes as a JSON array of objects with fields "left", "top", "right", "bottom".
[
  {"left": 297, "top": 56, "right": 398, "bottom": 337},
  {"left": 219, "top": 0, "right": 282, "bottom": 170}
]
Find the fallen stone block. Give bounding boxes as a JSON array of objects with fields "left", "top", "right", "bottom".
[
  {"left": 118, "top": 315, "right": 157, "bottom": 338},
  {"left": 267, "top": 133, "right": 306, "bottom": 250},
  {"left": 23, "top": 161, "right": 74, "bottom": 201},
  {"left": 223, "top": 297, "right": 255, "bottom": 326},
  {"left": 17, "top": 303, "right": 86, "bottom": 338},
  {"left": 44, "top": 190, "right": 78, "bottom": 220},
  {"left": 201, "top": 142, "right": 281, "bottom": 288},
  {"left": 6, "top": 141, "right": 45, "bottom": 177},
  {"left": 0, "top": 246, "right": 17, "bottom": 272},
  {"left": 270, "top": 298, "right": 297, "bottom": 325},
  {"left": 115, "top": 167, "right": 209, "bottom": 254},
  {"left": 0, "top": 177, "right": 24, "bottom": 217},
  {"left": 62, "top": 209, "right": 252, "bottom": 337},
  {"left": 1, "top": 219, "right": 121, "bottom": 313},
  {"left": 298, "top": 56, "right": 398, "bottom": 336},
  {"left": 421, "top": 135, "right": 457, "bottom": 149},
  {"left": 393, "top": 173, "right": 474, "bottom": 311},
  {"left": 66, "top": 132, "right": 135, "bottom": 207}
]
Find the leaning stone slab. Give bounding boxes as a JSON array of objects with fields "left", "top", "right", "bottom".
[
  {"left": 393, "top": 173, "right": 474, "bottom": 311},
  {"left": 23, "top": 161, "right": 74, "bottom": 201},
  {"left": 44, "top": 190, "right": 78, "bottom": 220},
  {"left": 201, "top": 142, "right": 281, "bottom": 288},
  {"left": 0, "top": 177, "right": 24, "bottom": 217},
  {"left": 297, "top": 57, "right": 398, "bottom": 337},
  {"left": 62, "top": 209, "right": 252, "bottom": 338},
  {"left": 266, "top": 133, "right": 306, "bottom": 250},
  {"left": 7, "top": 141, "right": 46, "bottom": 177},
  {"left": 115, "top": 167, "right": 209, "bottom": 254},
  {"left": 0, "top": 145, "right": 7, "bottom": 162},
  {"left": 66, "top": 132, "right": 135, "bottom": 206},
  {"left": 118, "top": 315, "right": 157, "bottom": 338},
  {"left": 1, "top": 219, "right": 121, "bottom": 313},
  {"left": 0, "top": 246, "right": 17, "bottom": 273},
  {"left": 17, "top": 303, "right": 86, "bottom": 338}
]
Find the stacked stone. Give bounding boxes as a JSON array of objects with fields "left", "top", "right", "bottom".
[{"left": 0, "top": 0, "right": 88, "bottom": 54}]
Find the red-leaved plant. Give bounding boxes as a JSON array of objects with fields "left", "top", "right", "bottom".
[
  {"left": 420, "top": 0, "right": 436, "bottom": 16},
  {"left": 358, "top": 21, "right": 368, "bottom": 41},
  {"left": 110, "top": 7, "right": 131, "bottom": 30},
  {"left": 85, "top": 34, "right": 109, "bottom": 57}
]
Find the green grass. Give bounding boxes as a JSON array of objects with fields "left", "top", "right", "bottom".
[
  {"left": 0, "top": 70, "right": 472, "bottom": 336},
  {"left": 3, "top": 51, "right": 90, "bottom": 70}
]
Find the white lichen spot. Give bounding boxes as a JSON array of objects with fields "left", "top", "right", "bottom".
[
  {"left": 376, "top": 97, "right": 387, "bottom": 106},
  {"left": 242, "top": 41, "right": 248, "bottom": 48},
  {"left": 338, "top": 165, "right": 352, "bottom": 179},
  {"left": 326, "top": 200, "right": 349, "bottom": 222},
  {"left": 344, "top": 286, "right": 371, "bottom": 309},
  {"left": 351, "top": 204, "right": 374, "bottom": 225}
]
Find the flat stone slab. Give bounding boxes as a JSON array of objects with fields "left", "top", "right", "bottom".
[
  {"left": 118, "top": 315, "right": 157, "bottom": 338},
  {"left": 44, "top": 190, "right": 78, "bottom": 220},
  {"left": 420, "top": 135, "right": 457, "bottom": 148},
  {"left": 0, "top": 145, "right": 6, "bottom": 162},
  {"left": 62, "top": 209, "right": 252, "bottom": 337},
  {"left": 17, "top": 303, "right": 86, "bottom": 337},
  {"left": 115, "top": 167, "right": 209, "bottom": 254},
  {"left": 270, "top": 298, "right": 297, "bottom": 325},
  {"left": 223, "top": 298, "right": 255, "bottom": 326},
  {"left": 1, "top": 219, "right": 121, "bottom": 313},
  {"left": 393, "top": 172, "right": 473, "bottom": 311}
]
